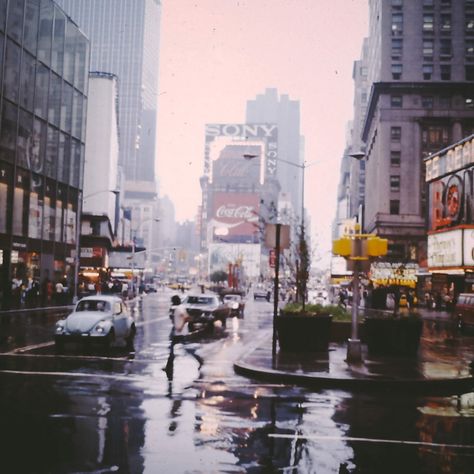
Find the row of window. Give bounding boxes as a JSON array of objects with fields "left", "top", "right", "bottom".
[
  {"left": 393, "top": 12, "right": 474, "bottom": 37},
  {"left": 0, "top": 99, "right": 84, "bottom": 188},
  {"left": 392, "top": 37, "right": 474, "bottom": 60},
  {"left": 0, "top": 0, "right": 89, "bottom": 93},
  {"left": 0, "top": 165, "right": 77, "bottom": 243},
  {"left": 0, "top": 33, "right": 87, "bottom": 142},
  {"left": 391, "top": 63, "right": 456, "bottom": 80},
  {"left": 392, "top": 0, "right": 455, "bottom": 8}
]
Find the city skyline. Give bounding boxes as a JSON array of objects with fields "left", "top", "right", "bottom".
[{"left": 156, "top": 0, "right": 369, "bottom": 259}]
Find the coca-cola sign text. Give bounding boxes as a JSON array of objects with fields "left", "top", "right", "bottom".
[{"left": 216, "top": 205, "right": 255, "bottom": 220}]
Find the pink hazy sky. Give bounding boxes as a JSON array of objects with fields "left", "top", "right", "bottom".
[{"left": 156, "top": 0, "right": 369, "bottom": 258}]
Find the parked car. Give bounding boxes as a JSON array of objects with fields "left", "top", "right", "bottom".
[
  {"left": 454, "top": 293, "right": 474, "bottom": 330},
  {"left": 182, "top": 293, "right": 231, "bottom": 330},
  {"left": 254, "top": 285, "right": 270, "bottom": 301},
  {"left": 54, "top": 295, "right": 136, "bottom": 350},
  {"left": 223, "top": 292, "right": 246, "bottom": 318}
]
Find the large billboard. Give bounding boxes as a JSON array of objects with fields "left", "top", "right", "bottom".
[
  {"left": 210, "top": 192, "right": 259, "bottom": 243},
  {"left": 205, "top": 123, "right": 278, "bottom": 179},
  {"left": 208, "top": 243, "right": 261, "bottom": 278}
]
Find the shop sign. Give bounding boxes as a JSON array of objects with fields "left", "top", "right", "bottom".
[
  {"left": 425, "top": 135, "right": 474, "bottom": 182},
  {"left": 428, "top": 165, "right": 474, "bottom": 231},
  {"left": 427, "top": 229, "right": 463, "bottom": 267},
  {"left": 463, "top": 229, "right": 474, "bottom": 266},
  {"left": 12, "top": 242, "right": 27, "bottom": 249},
  {"left": 370, "top": 262, "right": 418, "bottom": 287},
  {"left": 80, "top": 247, "right": 104, "bottom": 258}
]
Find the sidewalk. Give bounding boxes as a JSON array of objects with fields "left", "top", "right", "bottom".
[{"left": 234, "top": 312, "right": 474, "bottom": 392}]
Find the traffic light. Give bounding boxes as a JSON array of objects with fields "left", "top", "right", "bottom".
[
  {"left": 332, "top": 237, "right": 352, "bottom": 257},
  {"left": 366, "top": 236, "right": 388, "bottom": 257}
]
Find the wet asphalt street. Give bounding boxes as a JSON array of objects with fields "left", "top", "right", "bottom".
[{"left": 0, "top": 290, "right": 473, "bottom": 473}]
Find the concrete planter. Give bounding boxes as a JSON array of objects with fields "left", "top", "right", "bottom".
[
  {"left": 364, "top": 316, "right": 423, "bottom": 356},
  {"left": 276, "top": 312, "right": 332, "bottom": 352},
  {"left": 330, "top": 321, "right": 365, "bottom": 342}
]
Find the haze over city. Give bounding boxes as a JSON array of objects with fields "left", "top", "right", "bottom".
[{"left": 157, "top": 0, "right": 369, "bottom": 261}]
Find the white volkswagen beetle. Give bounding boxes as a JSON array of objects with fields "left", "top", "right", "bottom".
[{"left": 54, "top": 295, "right": 136, "bottom": 350}]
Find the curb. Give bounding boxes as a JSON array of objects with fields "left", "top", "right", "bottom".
[{"left": 233, "top": 343, "right": 474, "bottom": 393}]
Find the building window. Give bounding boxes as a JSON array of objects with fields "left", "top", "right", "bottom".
[
  {"left": 439, "top": 96, "right": 451, "bottom": 108},
  {"left": 423, "top": 14, "right": 434, "bottom": 32},
  {"left": 390, "top": 176, "right": 400, "bottom": 191},
  {"left": 440, "top": 0, "right": 451, "bottom": 7},
  {"left": 423, "top": 0, "right": 433, "bottom": 6},
  {"left": 440, "top": 14, "right": 451, "bottom": 33},
  {"left": 466, "top": 39, "right": 474, "bottom": 57},
  {"left": 466, "top": 65, "right": 474, "bottom": 80},
  {"left": 390, "top": 151, "right": 401, "bottom": 167},
  {"left": 422, "top": 126, "right": 449, "bottom": 147},
  {"left": 390, "top": 200, "right": 400, "bottom": 215},
  {"left": 392, "top": 38, "right": 403, "bottom": 58},
  {"left": 422, "top": 96, "right": 434, "bottom": 108},
  {"left": 441, "top": 64, "right": 451, "bottom": 80},
  {"left": 423, "top": 64, "right": 433, "bottom": 79},
  {"left": 391, "top": 126, "right": 401, "bottom": 141},
  {"left": 467, "top": 15, "right": 474, "bottom": 34},
  {"left": 391, "top": 0, "right": 402, "bottom": 6},
  {"left": 440, "top": 39, "right": 451, "bottom": 56},
  {"left": 391, "top": 95, "right": 403, "bottom": 107},
  {"left": 392, "top": 13, "right": 403, "bottom": 35},
  {"left": 360, "top": 66, "right": 368, "bottom": 77},
  {"left": 391, "top": 64, "right": 402, "bottom": 79},
  {"left": 361, "top": 92, "right": 367, "bottom": 104},
  {"left": 423, "top": 39, "right": 433, "bottom": 58}
]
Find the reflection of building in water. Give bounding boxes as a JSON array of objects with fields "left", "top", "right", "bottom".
[{"left": 0, "top": 0, "right": 88, "bottom": 309}]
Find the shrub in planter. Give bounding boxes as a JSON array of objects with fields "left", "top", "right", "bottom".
[
  {"left": 277, "top": 304, "right": 332, "bottom": 352},
  {"left": 364, "top": 313, "right": 423, "bottom": 356}
]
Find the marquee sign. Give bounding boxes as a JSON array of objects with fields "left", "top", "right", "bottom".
[
  {"left": 428, "top": 165, "right": 474, "bottom": 231},
  {"left": 425, "top": 135, "right": 474, "bottom": 182}
]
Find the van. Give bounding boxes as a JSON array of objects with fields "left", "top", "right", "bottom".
[{"left": 454, "top": 293, "right": 474, "bottom": 330}]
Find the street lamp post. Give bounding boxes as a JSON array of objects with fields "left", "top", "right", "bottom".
[
  {"left": 244, "top": 154, "right": 319, "bottom": 309},
  {"left": 129, "top": 218, "right": 160, "bottom": 298}
]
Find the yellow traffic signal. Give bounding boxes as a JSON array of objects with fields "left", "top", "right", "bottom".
[
  {"left": 366, "top": 236, "right": 388, "bottom": 257},
  {"left": 332, "top": 237, "right": 352, "bottom": 257}
]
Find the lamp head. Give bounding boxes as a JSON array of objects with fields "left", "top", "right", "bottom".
[{"left": 349, "top": 152, "right": 365, "bottom": 161}]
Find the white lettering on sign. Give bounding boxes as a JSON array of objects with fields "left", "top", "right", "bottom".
[
  {"left": 427, "top": 229, "right": 463, "bottom": 267},
  {"left": 426, "top": 136, "right": 474, "bottom": 181},
  {"left": 205, "top": 123, "right": 277, "bottom": 138},
  {"left": 216, "top": 205, "right": 255, "bottom": 220}
]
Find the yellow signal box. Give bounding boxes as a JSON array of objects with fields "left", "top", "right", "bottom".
[
  {"left": 366, "top": 236, "right": 388, "bottom": 257},
  {"left": 332, "top": 237, "right": 352, "bottom": 257}
]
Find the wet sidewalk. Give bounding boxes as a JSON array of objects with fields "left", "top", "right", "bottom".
[{"left": 234, "top": 317, "right": 474, "bottom": 392}]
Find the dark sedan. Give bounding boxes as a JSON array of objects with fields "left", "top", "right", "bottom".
[{"left": 182, "top": 293, "right": 231, "bottom": 330}]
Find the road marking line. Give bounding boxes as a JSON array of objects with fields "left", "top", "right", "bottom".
[
  {"left": 268, "top": 433, "right": 474, "bottom": 449},
  {"left": 0, "top": 369, "right": 145, "bottom": 381}
]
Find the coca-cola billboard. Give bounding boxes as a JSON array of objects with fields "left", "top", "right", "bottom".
[{"left": 211, "top": 192, "right": 259, "bottom": 242}]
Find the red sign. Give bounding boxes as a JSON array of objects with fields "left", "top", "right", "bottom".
[
  {"left": 429, "top": 166, "right": 474, "bottom": 231},
  {"left": 269, "top": 249, "right": 276, "bottom": 268},
  {"left": 212, "top": 192, "right": 259, "bottom": 241}
]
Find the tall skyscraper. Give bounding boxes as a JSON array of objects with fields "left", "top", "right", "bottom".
[
  {"left": 56, "top": 0, "right": 161, "bottom": 185},
  {"left": 246, "top": 88, "right": 303, "bottom": 219},
  {"left": 0, "top": 0, "right": 89, "bottom": 308},
  {"left": 354, "top": 0, "right": 474, "bottom": 267}
]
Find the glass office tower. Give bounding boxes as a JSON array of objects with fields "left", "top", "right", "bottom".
[{"left": 0, "top": 0, "right": 89, "bottom": 309}]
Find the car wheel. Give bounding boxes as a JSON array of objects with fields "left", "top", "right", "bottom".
[{"left": 126, "top": 325, "right": 136, "bottom": 350}]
